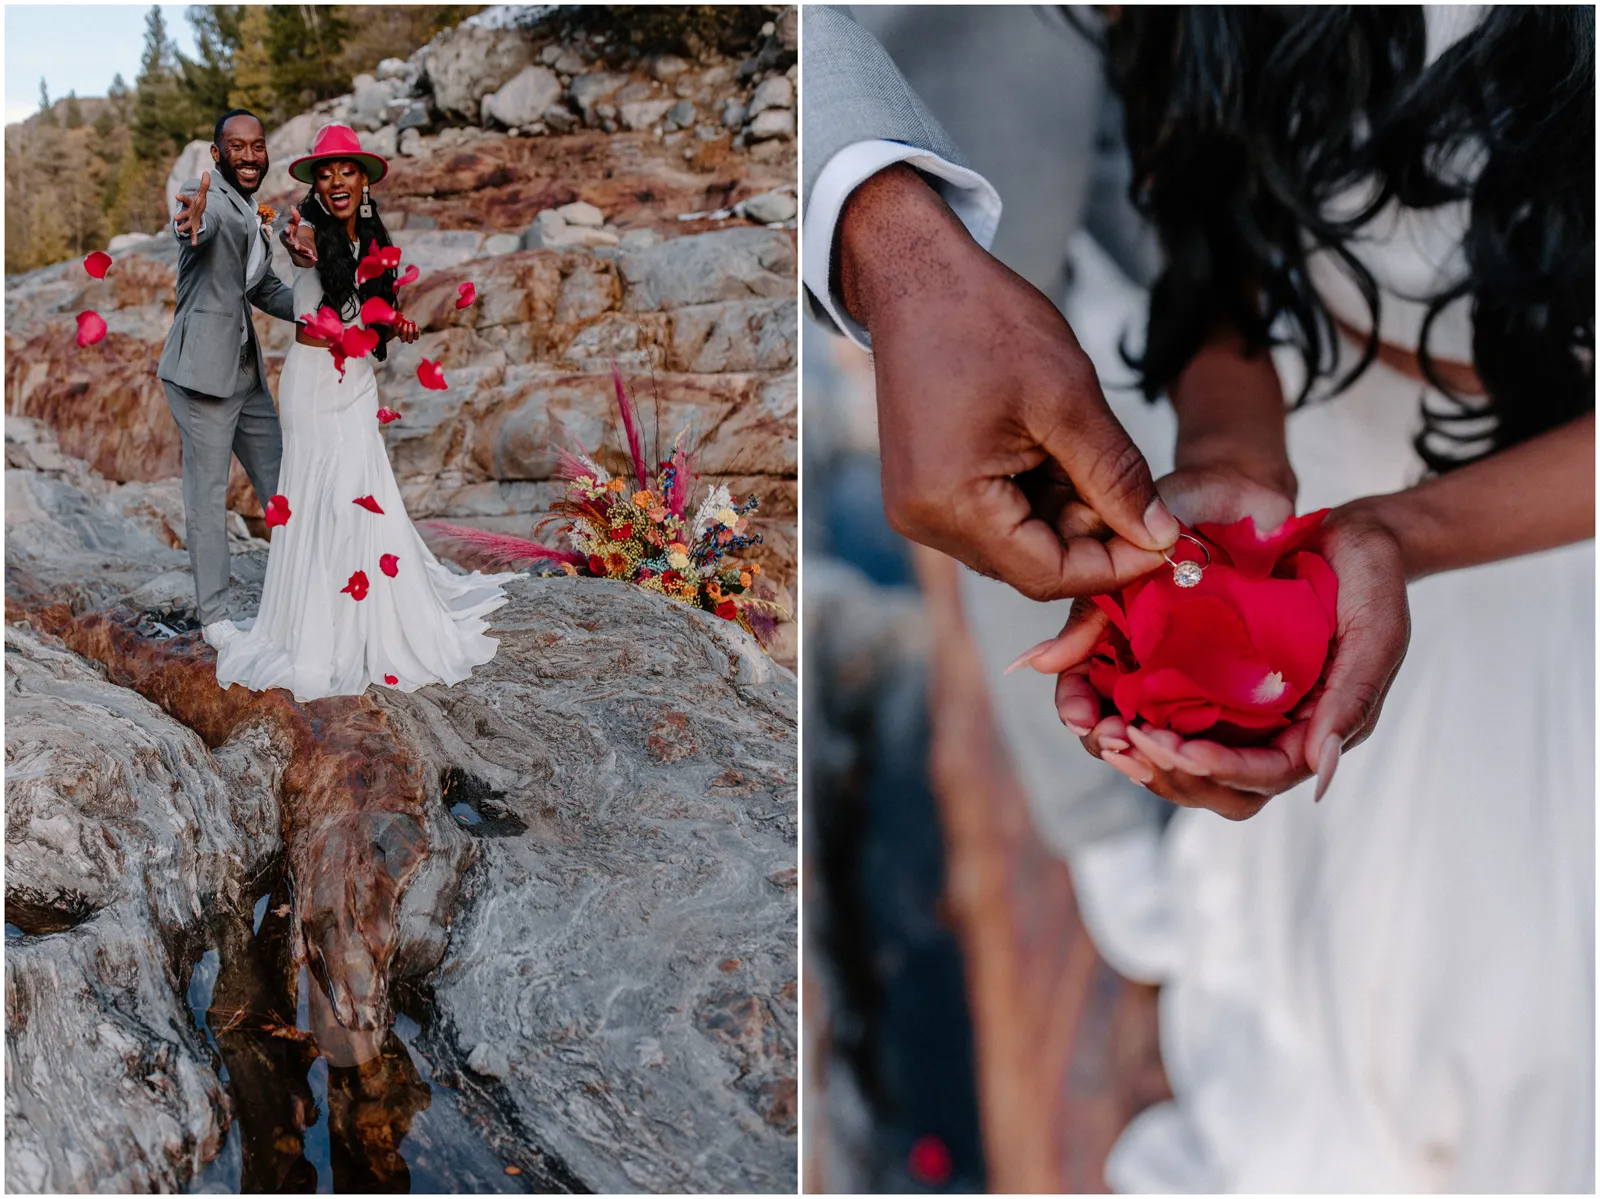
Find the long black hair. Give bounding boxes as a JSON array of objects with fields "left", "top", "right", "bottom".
[
  {"left": 296, "top": 164, "right": 399, "bottom": 362},
  {"left": 1098, "top": 6, "right": 1593, "bottom": 472}
]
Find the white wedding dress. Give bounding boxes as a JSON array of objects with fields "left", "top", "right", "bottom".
[
  {"left": 1059, "top": 12, "right": 1594, "bottom": 1191},
  {"left": 216, "top": 261, "right": 522, "bottom": 702}
]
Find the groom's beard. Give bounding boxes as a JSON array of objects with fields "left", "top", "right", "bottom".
[{"left": 216, "top": 156, "right": 266, "bottom": 196}]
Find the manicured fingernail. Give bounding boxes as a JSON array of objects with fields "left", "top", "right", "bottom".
[
  {"left": 1103, "top": 751, "right": 1153, "bottom": 785},
  {"left": 1173, "top": 749, "right": 1212, "bottom": 777},
  {"left": 1314, "top": 734, "right": 1342, "bottom": 802},
  {"left": 1003, "top": 639, "right": 1054, "bottom": 676},
  {"left": 1063, "top": 719, "right": 1092, "bottom": 737},
  {"left": 1099, "top": 735, "right": 1129, "bottom": 753},
  {"left": 1144, "top": 497, "right": 1181, "bottom": 547}
]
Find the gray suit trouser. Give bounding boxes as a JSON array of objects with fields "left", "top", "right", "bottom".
[{"left": 162, "top": 349, "right": 282, "bottom": 625}]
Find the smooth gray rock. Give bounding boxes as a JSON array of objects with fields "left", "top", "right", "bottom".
[
  {"left": 722, "top": 100, "right": 748, "bottom": 129},
  {"left": 746, "top": 109, "right": 795, "bottom": 142},
  {"left": 747, "top": 76, "right": 794, "bottom": 117},
  {"left": 568, "top": 73, "right": 626, "bottom": 125},
  {"left": 4, "top": 622, "right": 283, "bottom": 1194},
  {"left": 484, "top": 64, "right": 563, "bottom": 129},
  {"left": 739, "top": 189, "right": 798, "bottom": 224},
  {"left": 619, "top": 227, "right": 795, "bottom": 312},
  {"left": 666, "top": 99, "right": 696, "bottom": 129},
  {"left": 619, "top": 98, "right": 674, "bottom": 131}
]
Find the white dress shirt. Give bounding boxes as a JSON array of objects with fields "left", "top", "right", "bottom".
[{"left": 801, "top": 140, "right": 1002, "bottom": 351}]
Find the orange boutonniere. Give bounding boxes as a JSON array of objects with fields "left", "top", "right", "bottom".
[{"left": 256, "top": 204, "right": 276, "bottom": 230}]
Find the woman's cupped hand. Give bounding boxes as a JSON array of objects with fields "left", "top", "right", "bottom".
[{"left": 1021, "top": 465, "right": 1411, "bottom": 819}]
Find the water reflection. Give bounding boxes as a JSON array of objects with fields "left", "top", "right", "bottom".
[{"left": 184, "top": 868, "right": 527, "bottom": 1194}]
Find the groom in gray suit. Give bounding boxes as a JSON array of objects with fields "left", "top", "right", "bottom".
[{"left": 158, "top": 108, "right": 300, "bottom": 650}]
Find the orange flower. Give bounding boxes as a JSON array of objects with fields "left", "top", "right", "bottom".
[
  {"left": 739, "top": 571, "right": 752, "bottom": 588},
  {"left": 560, "top": 561, "right": 578, "bottom": 576},
  {"left": 606, "top": 478, "right": 627, "bottom": 493},
  {"left": 631, "top": 490, "right": 657, "bottom": 509},
  {"left": 257, "top": 203, "right": 276, "bottom": 227},
  {"left": 604, "top": 550, "right": 629, "bottom": 574},
  {"left": 706, "top": 580, "right": 723, "bottom": 601},
  {"left": 749, "top": 563, "right": 762, "bottom": 575}
]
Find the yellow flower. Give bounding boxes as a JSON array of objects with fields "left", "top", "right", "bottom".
[
  {"left": 668, "top": 550, "right": 690, "bottom": 570},
  {"left": 715, "top": 507, "right": 737, "bottom": 528}
]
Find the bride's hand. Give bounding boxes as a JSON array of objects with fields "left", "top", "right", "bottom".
[
  {"left": 394, "top": 315, "right": 420, "bottom": 343},
  {"left": 1038, "top": 496, "right": 1410, "bottom": 817}
]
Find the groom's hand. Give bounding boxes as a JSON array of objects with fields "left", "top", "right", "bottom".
[
  {"left": 174, "top": 173, "right": 210, "bottom": 246},
  {"left": 837, "top": 165, "right": 1179, "bottom": 600}
]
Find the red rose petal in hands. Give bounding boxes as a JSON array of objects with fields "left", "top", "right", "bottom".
[
  {"left": 384, "top": 674, "right": 399, "bottom": 685},
  {"left": 264, "top": 494, "right": 292, "bottom": 528},
  {"left": 341, "top": 570, "right": 370, "bottom": 601},
  {"left": 394, "top": 264, "right": 419, "bottom": 290},
  {"left": 376, "top": 408, "right": 402, "bottom": 424},
  {"left": 353, "top": 495, "right": 385, "bottom": 514},
  {"left": 359, "top": 296, "right": 398, "bottom": 326},
  {"left": 379, "top": 553, "right": 399, "bottom": 577},
  {"left": 75, "top": 310, "right": 108, "bottom": 347},
  {"left": 455, "top": 281, "right": 476, "bottom": 309},
  {"left": 1196, "top": 510, "right": 1331, "bottom": 579},
  {"left": 83, "top": 251, "right": 112, "bottom": 279},
  {"left": 417, "top": 358, "right": 448, "bottom": 390}
]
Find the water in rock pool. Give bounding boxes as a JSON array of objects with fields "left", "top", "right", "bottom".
[{"left": 181, "top": 876, "right": 530, "bottom": 1194}]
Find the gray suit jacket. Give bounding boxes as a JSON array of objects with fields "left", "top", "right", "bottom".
[
  {"left": 157, "top": 170, "right": 296, "bottom": 399},
  {"left": 802, "top": 5, "right": 1160, "bottom": 329}
]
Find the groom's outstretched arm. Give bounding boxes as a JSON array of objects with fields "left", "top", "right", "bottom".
[
  {"left": 247, "top": 244, "right": 298, "bottom": 323},
  {"left": 801, "top": 6, "right": 1178, "bottom": 600}
]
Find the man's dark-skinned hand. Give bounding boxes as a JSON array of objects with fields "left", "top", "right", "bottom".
[{"left": 837, "top": 163, "right": 1180, "bottom": 599}]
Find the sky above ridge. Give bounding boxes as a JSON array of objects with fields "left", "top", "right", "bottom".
[{"left": 5, "top": 4, "right": 198, "bottom": 125}]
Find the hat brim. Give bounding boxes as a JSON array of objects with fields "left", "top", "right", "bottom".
[{"left": 288, "top": 150, "right": 389, "bottom": 186}]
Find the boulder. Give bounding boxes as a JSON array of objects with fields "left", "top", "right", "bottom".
[
  {"left": 376, "top": 56, "right": 410, "bottom": 82},
  {"left": 483, "top": 64, "right": 562, "bottom": 129},
  {"left": 362, "top": 125, "right": 398, "bottom": 159},
  {"left": 738, "top": 189, "right": 798, "bottom": 224},
  {"left": 568, "top": 72, "right": 627, "bottom": 125},
  {"left": 554, "top": 200, "right": 604, "bottom": 228},
  {"left": 350, "top": 74, "right": 400, "bottom": 131},
  {"left": 652, "top": 54, "right": 691, "bottom": 82},
  {"left": 619, "top": 98, "right": 675, "bottom": 131},
  {"left": 422, "top": 23, "right": 537, "bottom": 121},
  {"left": 746, "top": 108, "right": 796, "bottom": 142},
  {"left": 619, "top": 227, "right": 795, "bottom": 311},
  {"left": 747, "top": 76, "right": 794, "bottom": 117}
]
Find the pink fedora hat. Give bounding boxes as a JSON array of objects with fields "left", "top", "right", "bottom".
[{"left": 287, "top": 122, "right": 389, "bottom": 186}]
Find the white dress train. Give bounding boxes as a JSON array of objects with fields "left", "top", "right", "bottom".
[{"left": 216, "top": 264, "right": 521, "bottom": 702}]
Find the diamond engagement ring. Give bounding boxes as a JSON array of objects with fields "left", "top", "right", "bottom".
[{"left": 1164, "top": 533, "right": 1211, "bottom": 588}]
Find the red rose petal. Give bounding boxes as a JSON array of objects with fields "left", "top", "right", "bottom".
[
  {"left": 75, "top": 310, "right": 107, "bottom": 347},
  {"left": 359, "top": 296, "right": 397, "bottom": 326},
  {"left": 455, "top": 281, "right": 476, "bottom": 309},
  {"left": 1196, "top": 510, "right": 1331, "bottom": 579},
  {"left": 379, "top": 553, "right": 399, "bottom": 578},
  {"left": 264, "top": 494, "right": 292, "bottom": 528},
  {"left": 1138, "top": 598, "right": 1296, "bottom": 716},
  {"left": 417, "top": 358, "right": 448, "bottom": 390},
  {"left": 1091, "top": 592, "right": 1131, "bottom": 639},
  {"left": 376, "top": 408, "right": 402, "bottom": 424},
  {"left": 340, "top": 570, "right": 370, "bottom": 601},
  {"left": 1293, "top": 551, "right": 1340, "bottom": 628},
  {"left": 1201, "top": 570, "right": 1332, "bottom": 700},
  {"left": 384, "top": 674, "right": 399, "bottom": 685},
  {"left": 341, "top": 325, "right": 379, "bottom": 359},
  {"left": 394, "top": 264, "right": 419, "bottom": 290},
  {"left": 300, "top": 305, "right": 346, "bottom": 344},
  {"left": 715, "top": 599, "right": 738, "bottom": 620},
  {"left": 907, "top": 1135, "right": 953, "bottom": 1186},
  {"left": 353, "top": 495, "right": 385, "bottom": 514},
  {"left": 83, "top": 251, "right": 112, "bottom": 279}
]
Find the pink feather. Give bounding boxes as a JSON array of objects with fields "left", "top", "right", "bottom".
[
  {"left": 609, "top": 362, "right": 649, "bottom": 491},
  {"left": 552, "top": 444, "right": 597, "bottom": 483},
  {"left": 419, "top": 521, "right": 584, "bottom": 568},
  {"left": 668, "top": 445, "right": 697, "bottom": 517}
]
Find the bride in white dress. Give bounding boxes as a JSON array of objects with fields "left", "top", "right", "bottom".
[
  {"left": 216, "top": 124, "right": 520, "bottom": 702},
  {"left": 1022, "top": 8, "right": 1593, "bottom": 1192}
]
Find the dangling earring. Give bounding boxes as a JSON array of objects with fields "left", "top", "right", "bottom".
[
  {"left": 315, "top": 192, "right": 333, "bottom": 216},
  {"left": 358, "top": 185, "right": 373, "bottom": 220}
]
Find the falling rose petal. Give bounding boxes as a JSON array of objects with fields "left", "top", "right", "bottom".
[
  {"left": 264, "top": 494, "right": 292, "bottom": 528},
  {"left": 417, "top": 358, "right": 448, "bottom": 390},
  {"left": 455, "top": 281, "right": 476, "bottom": 309},
  {"left": 379, "top": 553, "right": 399, "bottom": 578},
  {"left": 341, "top": 325, "right": 379, "bottom": 359},
  {"left": 907, "top": 1136, "right": 954, "bottom": 1186},
  {"left": 300, "top": 305, "right": 346, "bottom": 344},
  {"left": 359, "top": 296, "right": 397, "bottom": 326},
  {"left": 83, "top": 251, "right": 112, "bottom": 279},
  {"left": 384, "top": 674, "right": 399, "bottom": 685},
  {"left": 75, "top": 310, "right": 108, "bottom": 347},
  {"left": 340, "top": 570, "right": 370, "bottom": 601},
  {"left": 355, "top": 253, "right": 384, "bottom": 287},
  {"left": 353, "top": 495, "right": 385, "bottom": 514},
  {"left": 394, "top": 264, "right": 419, "bottom": 290},
  {"left": 376, "top": 408, "right": 402, "bottom": 424}
]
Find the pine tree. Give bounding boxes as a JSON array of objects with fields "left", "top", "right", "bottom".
[
  {"left": 228, "top": 4, "right": 276, "bottom": 118},
  {"left": 181, "top": 6, "right": 243, "bottom": 126},
  {"left": 36, "top": 78, "right": 55, "bottom": 127},
  {"left": 132, "top": 5, "right": 191, "bottom": 161},
  {"left": 65, "top": 91, "right": 84, "bottom": 130}
]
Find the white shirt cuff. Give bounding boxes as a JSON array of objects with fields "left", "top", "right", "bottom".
[{"left": 801, "top": 139, "right": 1002, "bottom": 351}]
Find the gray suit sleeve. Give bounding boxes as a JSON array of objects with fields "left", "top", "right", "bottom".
[
  {"left": 173, "top": 177, "right": 220, "bottom": 248},
  {"left": 801, "top": 5, "right": 975, "bottom": 330},
  {"left": 248, "top": 258, "right": 298, "bottom": 323}
]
